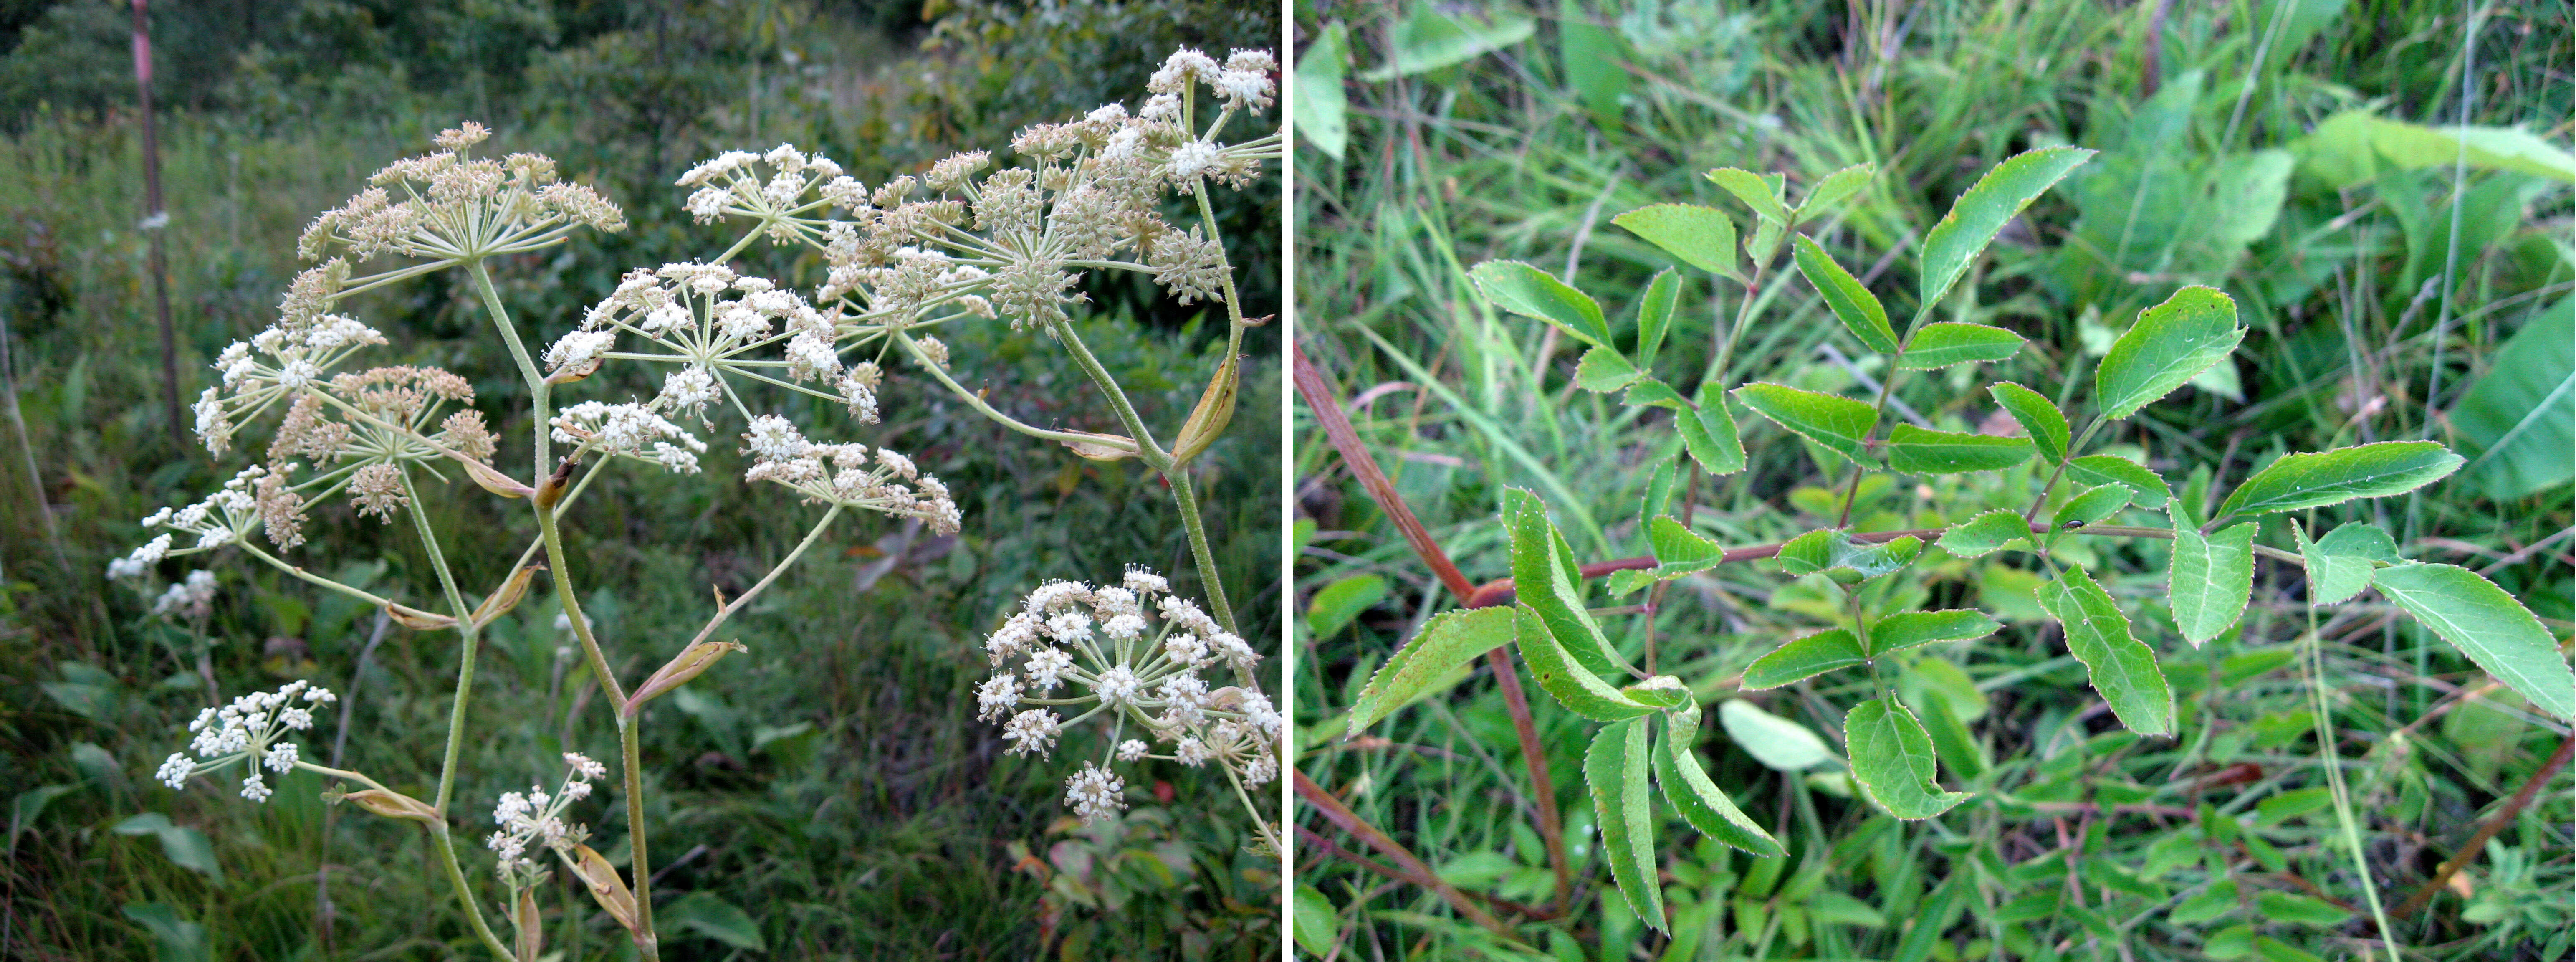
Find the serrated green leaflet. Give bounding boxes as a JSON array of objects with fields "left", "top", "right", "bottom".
[
  {"left": 2315, "top": 522, "right": 2402, "bottom": 562},
  {"left": 2095, "top": 286, "right": 2244, "bottom": 419},
  {"left": 1348, "top": 606, "right": 1515, "bottom": 734},
  {"left": 2292, "top": 523, "right": 2374, "bottom": 606},
  {"left": 1936, "top": 509, "right": 2036, "bottom": 557},
  {"left": 1868, "top": 610, "right": 2002, "bottom": 658},
  {"left": 2373, "top": 564, "right": 2575, "bottom": 721},
  {"left": 1622, "top": 677, "right": 1692, "bottom": 710},
  {"left": 1919, "top": 147, "right": 2095, "bottom": 314},
  {"left": 1887, "top": 424, "right": 2034, "bottom": 473},
  {"left": 2067, "top": 454, "right": 2168, "bottom": 508},
  {"left": 1719, "top": 699, "right": 1836, "bottom": 771},
  {"left": 1636, "top": 268, "right": 1681, "bottom": 368},
  {"left": 1640, "top": 461, "right": 1675, "bottom": 531},
  {"left": 2052, "top": 484, "right": 2132, "bottom": 529},
  {"left": 1655, "top": 707, "right": 1785, "bottom": 856},
  {"left": 1792, "top": 235, "right": 1896, "bottom": 353},
  {"left": 1795, "top": 162, "right": 1874, "bottom": 218},
  {"left": 1678, "top": 382, "right": 1747, "bottom": 476},
  {"left": 2168, "top": 519, "right": 2255, "bottom": 647},
  {"left": 1778, "top": 530, "right": 1922, "bottom": 579},
  {"left": 1467, "top": 260, "right": 1610, "bottom": 347},
  {"left": 1575, "top": 346, "right": 1641, "bottom": 392},
  {"left": 1734, "top": 382, "right": 1879, "bottom": 466},
  {"left": 1512, "top": 604, "right": 1657, "bottom": 722},
  {"left": 1844, "top": 697, "right": 1971, "bottom": 819},
  {"left": 2038, "top": 566, "right": 2174, "bottom": 736},
  {"left": 1899, "top": 322, "right": 2024, "bottom": 370},
  {"left": 1613, "top": 206, "right": 1739, "bottom": 280},
  {"left": 1502, "top": 488, "right": 1625, "bottom": 679},
  {"left": 1742, "top": 629, "right": 1865, "bottom": 690},
  {"left": 2213, "top": 441, "right": 2465, "bottom": 520},
  {"left": 1989, "top": 382, "right": 2069, "bottom": 464},
  {"left": 1608, "top": 515, "right": 1729, "bottom": 597},
  {"left": 1588, "top": 717, "right": 1667, "bottom": 932},
  {"left": 1706, "top": 167, "right": 1790, "bottom": 225},
  {"left": 1624, "top": 377, "right": 1686, "bottom": 410}
]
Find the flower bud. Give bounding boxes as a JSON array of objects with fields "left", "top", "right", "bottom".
[{"left": 624, "top": 639, "right": 750, "bottom": 717}]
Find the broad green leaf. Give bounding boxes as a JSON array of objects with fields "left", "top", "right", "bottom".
[
  {"left": 1795, "top": 162, "right": 1874, "bottom": 218},
  {"left": 1513, "top": 604, "right": 1658, "bottom": 721},
  {"left": 1292, "top": 885, "right": 1340, "bottom": 957},
  {"left": 1745, "top": 216, "right": 1785, "bottom": 264},
  {"left": 662, "top": 891, "right": 768, "bottom": 951},
  {"left": 1358, "top": 3, "right": 1536, "bottom": 81},
  {"left": 1706, "top": 167, "right": 1790, "bottom": 225},
  {"left": 1503, "top": 489, "right": 1624, "bottom": 678},
  {"left": 2038, "top": 566, "right": 2175, "bottom": 736},
  {"left": 2315, "top": 522, "right": 2401, "bottom": 562},
  {"left": 1293, "top": 23, "right": 1350, "bottom": 159},
  {"left": 1588, "top": 717, "right": 1667, "bottom": 933},
  {"left": 1989, "top": 382, "right": 2070, "bottom": 464},
  {"left": 1636, "top": 268, "right": 1681, "bottom": 368},
  {"left": 1306, "top": 574, "right": 1388, "bottom": 640},
  {"left": 2253, "top": 891, "right": 2350, "bottom": 929},
  {"left": 1623, "top": 377, "right": 1686, "bottom": 410},
  {"left": 1610, "top": 513, "right": 1730, "bottom": 597},
  {"left": 1467, "top": 261, "right": 1611, "bottom": 347},
  {"left": 2052, "top": 484, "right": 2133, "bottom": 529},
  {"left": 1919, "top": 147, "right": 2096, "bottom": 313},
  {"left": 1899, "top": 322, "right": 2024, "bottom": 370},
  {"left": 2448, "top": 298, "right": 2572, "bottom": 498},
  {"left": 1792, "top": 235, "right": 1896, "bottom": 353},
  {"left": 1576, "top": 347, "right": 1642, "bottom": 392},
  {"left": 1733, "top": 383, "right": 1879, "bottom": 466},
  {"left": 2067, "top": 454, "right": 2169, "bottom": 508},
  {"left": 1622, "top": 677, "right": 1693, "bottom": 710},
  {"left": 113, "top": 813, "right": 223, "bottom": 883},
  {"left": 1844, "top": 697, "right": 1971, "bottom": 819},
  {"left": 2373, "top": 564, "right": 2575, "bottom": 721},
  {"left": 1868, "top": 610, "right": 2002, "bottom": 658},
  {"left": 2298, "top": 109, "right": 2576, "bottom": 187},
  {"left": 2169, "top": 519, "right": 2256, "bottom": 646},
  {"left": 1887, "top": 425, "right": 2034, "bottom": 474},
  {"left": 1349, "top": 606, "right": 1514, "bottom": 734},
  {"left": 1678, "top": 382, "right": 1747, "bottom": 476},
  {"left": 2213, "top": 441, "right": 2465, "bottom": 520},
  {"left": 1742, "top": 629, "right": 1865, "bottom": 690},
  {"left": 1558, "top": 0, "right": 1630, "bottom": 131},
  {"left": 1613, "top": 205, "right": 1739, "bottom": 279},
  {"left": 2095, "top": 286, "right": 2245, "bottom": 419},
  {"left": 1655, "top": 707, "right": 1786, "bottom": 856},
  {"left": 1777, "top": 530, "right": 1922, "bottom": 580},
  {"left": 1936, "top": 509, "right": 2036, "bottom": 558},
  {"left": 2291, "top": 523, "right": 2373, "bottom": 606},
  {"left": 1719, "top": 699, "right": 1836, "bottom": 771}
]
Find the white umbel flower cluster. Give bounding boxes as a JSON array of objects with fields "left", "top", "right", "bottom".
[
  {"left": 976, "top": 567, "right": 1275, "bottom": 824},
  {"left": 300, "top": 122, "right": 624, "bottom": 266},
  {"left": 485, "top": 752, "right": 604, "bottom": 889},
  {"left": 151, "top": 570, "right": 220, "bottom": 619},
  {"left": 738, "top": 416, "right": 963, "bottom": 534},
  {"left": 111, "top": 465, "right": 285, "bottom": 574},
  {"left": 155, "top": 679, "right": 336, "bottom": 802},
  {"left": 552, "top": 263, "right": 884, "bottom": 427}
]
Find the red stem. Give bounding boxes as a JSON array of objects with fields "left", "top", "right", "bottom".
[{"left": 1294, "top": 770, "right": 1515, "bottom": 939}]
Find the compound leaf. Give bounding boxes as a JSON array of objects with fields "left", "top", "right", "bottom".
[
  {"left": 1742, "top": 629, "right": 1866, "bottom": 690},
  {"left": 1899, "top": 322, "right": 2024, "bottom": 370},
  {"left": 1614, "top": 206, "right": 1739, "bottom": 280},
  {"left": 1655, "top": 706, "right": 1786, "bottom": 856},
  {"left": 1919, "top": 147, "right": 2096, "bottom": 314},
  {"left": 2169, "top": 519, "right": 2256, "bottom": 647},
  {"left": 1350, "top": 606, "right": 1515, "bottom": 734},
  {"left": 1503, "top": 488, "right": 1625, "bottom": 678},
  {"left": 2038, "top": 566, "right": 2175, "bottom": 736},
  {"left": 1468, "top": 260, "right": 1611, "bottom": 347},
  {"left": 1734, "top": 383, "right": 1879, "bottom": 466},
  {"left": 2214, "top": 441, "right": 2465, "bottom": 520},
  {"left": 1588, "top": 717, "right": 1667, "bottom": 933},
  {"left": 2096, "top": 286, "right": 2245, "bottom": 420},
  {"left": 2373, "top": 564, "right": 2575, "bottom": 721},
  {"left": 1887, "top": 425, "right": 2034, "bottom": 474},
  {"left": 1845, "top": 697, "right": 1971, "bottom": 819}
]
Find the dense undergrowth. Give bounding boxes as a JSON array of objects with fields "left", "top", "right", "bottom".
[
  {"left": 1290, "top": 0, "right": 2570, "bottom": 959},
  {"left": 0, "top": 1, "right": 1282, "bottom": 958}
]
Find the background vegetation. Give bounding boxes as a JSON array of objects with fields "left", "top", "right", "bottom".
[
  {"left": 1291, "top": 0, "right": 2569, "bottom": 959},
  {"left": 0, "top": 1, "right": 1282, "bottom": 958}
]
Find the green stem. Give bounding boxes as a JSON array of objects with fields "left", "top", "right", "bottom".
[
  {"left": 677, "top": 504, "right": 841, "bottom": 651},
  {"left": 399, "top": 468, "right": 478, "bottom": 817},
  {"left": 428, "top": 821, "right": 516, "bottom": 960},
  {"left": 2303, "top": 594, "right": 2403, "bottom": 962},
  {"left": 895, "top": 333, "right": 1139, "bottom": 451}
]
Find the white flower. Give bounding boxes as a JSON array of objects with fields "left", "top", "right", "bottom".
[
  {"left": 108, "top": 534, "right": 172, "bottom": 580},
  {"left": 1064, "top": 763, "right": 1125, "bottom": 822},
  {"left": 976, "top": 673, "right": 1023, "bottom": 722},
  {"left": 157, "top": 753, "right": 195, "bottom": 789},
  {"left": 239, "top": 772, "right": 272, "bottom": 802},
  {"left": 564, "top": 753, "right": 607, "bottom": 779},
  {"left": 743, "top": 415, "right": 807, "bottom": 461},
  {"left": 1174, "top": 737, "right": 1210, "bottom": 767},
  {"left": 1044, "top": 611, "right": 1094, "bottom": 645},
  {"left": 1167, "top": 141, "right": 1218, "bottom": 180},
  {"left": 1024, "top": 648, "right": 1074, "bottom": 691},
  {"left": 1001, "top": 709, "right": 1060, "bottom": 757},
  {"left": 1093, "top": 665, "right": 1142, "bottom": 706},
  {"left": 1122, "top": 568, "right": 1168, "bottom": 595},
  {"left": 543, "top": 329, "right": 615, "bottom": 373},
  {"left": 1117, "top": 739, "right": 1148, "bottom": 762},
  {"left": 660, "top": 366, "right": 720, "bottom": 413},
  {"left": 264, "top": 741, "right": 300, "bottom": 772}
]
